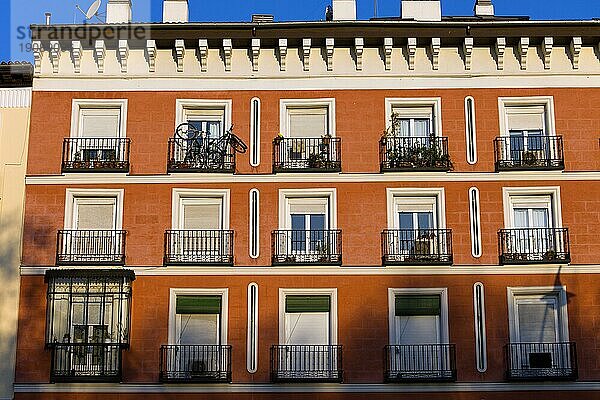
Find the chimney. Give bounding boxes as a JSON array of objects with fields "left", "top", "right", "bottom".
[
  {"left": 106, "top": 0, "right": 132, "bottom": 23},
  {"left": 333, "top": 0, "right": 356, "bottom": 20},
  {"left": 163, "top": 0, "right": 189, "bottom": 23},
  {"left": 45, "top": 12, "right": 52, "bottom": 25},
  {"left": 401, "top": 0, "right": 442, "bottom": 22},
  {"left": 474, "top": 0, "right": 494, "bottom": 17}
]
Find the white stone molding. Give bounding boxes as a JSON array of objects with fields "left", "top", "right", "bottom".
[
  {"left": 146, "top": 40, "right": 156, "bottom": 73},
  {"left": 49, "top": 41, "right": 61, "bottom": 74},
  {"left": 223, "top": 39, "right": 232, "bottom": 72},
  {"left": 543, "top": 37, "right": 553, "bottom": 70},
  {"left": 354, "top": 37, "right": 364, "bottom": 71},
  {"left": 278, "top": 39, "right": 288, "bottom": 71},
  {"left": 175, "top": 39, "right": 185, "bottom": 73},
  {"left": 32, "top": 41, "right": 42, "bottom": 74},
  {"left": 71, "top": 41, "right": 82, "bottom": 74},
  {"left": 431, "top": 37, "right": 440, "bottom": 70},
  {"left": 94, "top": 40, "right": 106, "bottom": 73},
  {"left": 463, "top": 37, "right": 474, "bottom": 70},
  {"left": 118, "top": 40, "right": 129, "bottom": 73},
  {"left": 495, "top": 37, "right": 506, "bottom": 70},
  {"left": 251, "top": 38, "right": 260, "bottom": 72},
  {"left": 326, "top": 38, "right": 335, "bottom": 71},
  {"left": 518, "top": 37, "right": 529, "bottom": 70},
  {"left": 571, "top": 37, "right": 582, "bottom": 69},
  {"left": 407, "top": 37, "right": 417, "bottom": 70},
  {"left": 384, "top": 37, "right": 393, "bottom": 71},
  {"left": 302, "top": 38, "right": 311, "bottom": 71},
  {"left": 198, "top": 39, "right": 208, "bottom": 72}
]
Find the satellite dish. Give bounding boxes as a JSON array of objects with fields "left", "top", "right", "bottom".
[{"left": 76, "top": 0, "right": 104, "bottom": 22}]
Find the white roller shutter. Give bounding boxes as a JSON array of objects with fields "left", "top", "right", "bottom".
[
  {"left": 516, "top": 301, "right": 558, "bottom": 343},
  {"left": 284, "top": 313, "right": 330, "bottom": 345},
  {"left": 288, "top": 107, "right": 328, "bottom": 138},
  {"left": 395, "top": 316, "right": 440, "bottom": 345},
  {"left": 79, "top": 108, "right": 121, "bottom": 138},
  {"left": 506, "top": 106, "right": 546, "bottom": 132},
  {"left": 74, "top": 199, "right": 116, "bottom": 230},
  {"left": 288, "top": 198, "right": 329, "bottom": 215},
  {"left": 178, "top": 314, "right": 219, "bottom": 345},
  {"left": 182, "top": 201, "right": 222, "bottom": 230}
]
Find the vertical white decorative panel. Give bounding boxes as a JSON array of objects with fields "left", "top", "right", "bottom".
[
  {"left": 249, "top": 189, "right": 260, "bottom": 259},
  {"left": 469, "top": 187, "right": 482, "bottom": 258},
  {"left": 473, "top": 282, "right": 487, "bottom": 373},
  {"left": 246, "top": 282, "right": 259, "bottom": 373},
  {"left": 464, "top": 96, "right": 477, "bottom": 165},
  {"left": 250, "top": 98, "right": 261, "bottom": 167}
]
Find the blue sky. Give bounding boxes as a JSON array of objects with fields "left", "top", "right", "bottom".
[{"left": 1, "top": 0, "right": 599, "bottom": 62}]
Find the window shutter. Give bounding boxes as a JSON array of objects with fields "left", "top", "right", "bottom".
[
  {"left": 176, "top": 295, "right": 222, "bottom": 314},
  {"left": 395, "top": 295, "right": 441, "bottom": 316},
  {"left": 507, "top": 106, "right": 545, "bottom": 131},
  {"left": 76, "top": 203, "right": 115, "bottom": 230},
  {"left": 288, "top": 107, "right": 328, "bottom": 137},
  {"left": 517, "top": 302, "right": 557, "bottom": 342},
  {"left": 80, "top": 108, "right": 121, "bottom": 137},
  {"left": 285, "top": 295, "right": 331, "bottom": 313},
  {"left": 288, "top": 198, "right": 328, "bottom": 215},
  {"left": 183, "top": 203, "right": 221, "bottom": 229},
  {"left": 391, "top": 106, "right": 433, "bottom": 119}
]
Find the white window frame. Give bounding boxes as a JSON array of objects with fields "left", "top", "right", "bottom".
[
  {"left": 386, "top": 188, "right": 446, "bottom": 230},
  {"left": 464, "top": 96, "right": 477, "bottom": 164},
  {"left": 278, "top": 288, "right": 338, "bottom": 345},
  {"left": 70, "top": 99, "right": 128, "bottom": 138},
  {"left": 385, "top": 98, "right": 442, "bottom": 137},
  {"left": 498, "top": 96, "right": 555, "bottom": 138},
  {"left": 172, "top": 188, "right": 230, "bottom": 230},
  {"left": 168, "top": 288, "right": 229, "bottom": 345},
  {"left": 250, "top": 97, "right": 261, "bottom": 167},
  {"left": 279, "top": 98, "right": 336, "bottom": 138},
  {"left": 249, "top": 188, "right": 260, "bottom": 259},
  {"left": 246, "top": 282, "right": 259, "bottom": 373},
  {"left": 175, "top": 99, "right": 232, "bottom": 133},
  {"left": 506, "top": 286, "right": 569, "bottom": 343},
  {"left": 64, "top": 188, "right": 124, "bottom": 230},
  {"left": 278, "top": 188, "right": 337, "bottom": 230},
  {"left": 388, "top": 287, "right": 449, "bottom": 345},
  {"left": 502, "top": 187, "right": 562, "bottom": 229}
]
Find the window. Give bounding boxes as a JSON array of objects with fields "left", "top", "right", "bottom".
[
  {"left": 246, "top": 283, "right": 259, "bottom": 373},
  {"left": 172, "top": 189, "right": 230, "bottom": 230},
  {"left": 385, "top": 98, "right": 442, "bottom": 137},
  {"left": 71, "top": 99, "right": 127, "bottom": 138},
  {"left": 473, "top": 282, "right": 487, "bottom": 373},
  {"left": 469, "top": 187, "right": 482, "bottom": 258},
  {"left": 280, "top": 99, "right": 335, "bottom": 139},
  {"left": 465, "top": 96, "right": 477, "bottom": 164},
  {"left": 72, "top": 197, "right": 117, "bottom": 230},
  {"left": 249, "top": 189, "right": 260, "bottom": 259},
  {"left": 174, "top": 295, "right": 223, "bottom": 345},
  {"left": 250, "top": 98, "right": 261, "bottom": 167},
  {"left": 176, "top": 100, "right": 232, "bottom": 139}
]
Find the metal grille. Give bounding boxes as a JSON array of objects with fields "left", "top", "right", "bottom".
[
  {"left": 164, "top": 230, "right": 234, "bottom": 265},
  {"left": 168, "top": 137, "right": 236, "bottom": 173},
  {"left": 384, "top": 344, "right": 457, "bottom": 382},
  {"left": 380, "top": 136, "right": 451, "bottom": 171},
  {"left": 62, "top": 138, "right": 130, "bottom": 172},
  {"left": 273, "top": 137, "right": 341, "bottom": 172},
  {"left": 498, "top": 228, "right": 570, "bottom": 264},
  {"left": 271, "top": 230, "right": 342, "bottom": 265},
  {"left": 505, "top": 342, "right": 577, "bottom": 380},
  {"left": 270, "top": 345, "right": 343, "bottom": 383},
  {"left": 160, "top": 345, "right": 232, "bottom": 383},
  {"left": 494, "top": 136, "right": 564, "bottom": 171},
  {"left": 56, "top": 230, "right": 127, "bottom": 265},
  {"left": 50, "top": 343, "right": 123, "bottom": 383},
  {"left": 381, "top": 229, "right": 453, "bottom": 265}
]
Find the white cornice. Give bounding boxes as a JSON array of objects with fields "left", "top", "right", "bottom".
[{"left": 0, "top": 88, "right": 32, "bottom": 108}]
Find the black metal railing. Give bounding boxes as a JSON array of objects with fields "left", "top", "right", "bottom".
[
  {"left": 381, "top": 229, "right": 453, "bottom": 265},
  {"left": 164, "top": 230, "right": 234, "bottom": 265},
  {"left": 50, "top": 343, "right": 123, "bottom": 383},
  {"left": 270, "top": 345, "right": 343, "bottom": 383},
  {"left": 160, "top": 345, "right": 232, "bottom": 383},
  {"left": 62, "top": 138, "right": 130, "bottom": 172},
  {"left": 498, "top": 228, "right": 570, "bottom": 264},
  {"left": 494, "top": 136, "right": 564, "bottom": 171},
  {"left": 56, "top": 230, "right": 126, "bottom": 265},
  {"left": 168, "top": 137, "right": 236, "bottom": 173},
  {"left": 505, "top": 342, "right": 577, "bottom": 381},
  {"left": 380, "top": 136, "right": 451, "bottom": 171},
  {"left": 273, "top": 137, "right": 341, "bottom": 172},
  {"left": 271, "top": 230, "right": 342, "bottom": 265},
  {"left": 384, "top": 344, "right": 457, "bottom": 383}
]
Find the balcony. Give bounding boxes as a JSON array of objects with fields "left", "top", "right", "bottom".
[
  {"left": 56, "top": 230, "right": 126, "bottom": 265},
  {"left": 384, "top": 344, "right": 457, "bottom": 383},
  {"left": 498, "top": 228, "right": 570, "bottom": 264},
  {"left": 381, "top": 229, "right": 453, "bottom": 266},
  {"left": 271, "top": 230, "right": 342, "bottom": 265},
  {"left": 160, "top": 345, "right": 232, "bottom": 383},
  {"left": 168, "top": 137, "right": 235, "bottom": 173},
  {"left": 494, "top": 136, "right": 564, "bottom": 171},
  {"left": 50, "top": 343, "right": 123, "bottom": 383},
  {"left": 273, "top": 136, "right": 341, "bottom": 173},
  {"left": 62, "top": 138, "right": 130, "bottom": 173},
  {"left": 505, "top": 342, "right": 577, "bottom": 381},
  {"left": 270, "top": 345, "right": 343, "bottom": 383},
  {"left": 164, "top": 230, "right": 234, "bottom": 266},
  {"left": 380, "top": 136, "right": 451, "bottom": 172}
]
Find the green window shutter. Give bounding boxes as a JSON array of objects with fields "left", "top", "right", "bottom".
[
  {"left": 395, "top": 295, "right": 441, "bottom": 316},
  {"left": 285, "top": 295, "right": 330, "bottom": 313},
  {"left": 176, "top": 295, "right": 222, "bottom": 314}
]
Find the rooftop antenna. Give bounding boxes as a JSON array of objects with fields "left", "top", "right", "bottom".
[{"left": 76, "top": 0, "right": 105, "bottom": 23}]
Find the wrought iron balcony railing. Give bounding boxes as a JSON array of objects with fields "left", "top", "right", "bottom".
[
  {"left": 160, "top": 345, "right": 232, "bottom": 383},
  {"left": 273, "top": 137, "right": 341, "bottom": 172},
  {"left": 50, "top": 343, "right": 123, "bottom": 383},
  {"left": 381, "top": 229, "right": 453, "bottom": 265},
  {"left": 380, "top": 136, "right": 451, "bottom": 172},
  {"left": 505, "top": 342, "right": 577, "bottom": 381},
  {"left": 384, "top": 344, "right": 457, "bottom": 383},
  {"left": 498, "top": 228, "right": 570, "bottom": 264},
  {"left": 494, "top": 136, "right": 564, "bottom": 171},
  {"left": 164, "top": 230, "right": 234, "bottom": 266},
  {"left": 270, "top": 345, "right": 343, "bottom": 383},
  {"left": 271, "top": 229, "right": 342, "bottom": 265},
  {"left": 56, "top": 230, "right": 126, "bottom": 265},
  {"left": 168, "top": 137, "right": 236, "bottom": 173},
  {"left": 62, "top": 138, "right": 131, "bottom": 172}
]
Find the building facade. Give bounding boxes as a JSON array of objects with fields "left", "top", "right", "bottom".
[
  {"left": 0, "top": 62, "right": 32, "bottom": 400},
  {"left": 14, "top": 0, "right": 600, "bottom": 398}
]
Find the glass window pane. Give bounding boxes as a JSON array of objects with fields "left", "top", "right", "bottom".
[
  {"left": 291, "top": 214, "right": 306, "bottom": 231},
  {"left": 310, "top": 214, "right": 325, "bottom": 231},
  {"left": 417, "top": 212, "right": 433, "bottom": 230},
  {"left": 397, "top": 119, "right": 411, "bottom": 136},
  {"left": 399, "top": 212, "right": 414, "bottom": 230},
  {"left": 414, "top": 119, "right": 430, "bottom": 137}
]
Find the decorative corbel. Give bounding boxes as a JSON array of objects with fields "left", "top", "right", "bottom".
[
  {"left": 302, "top": 38, "right": 311, "bottom": 71},
  {"left": 49, "top": 41, "right": 61, "bottom": 74},
  {"left": 325, "top": 38, "right": 334, "bottom": 71},
  {"left": 430, "top": 38, "right": 440, "bottom": 70},
  {"left": 407, "top": 37, "right": 417, "bottom": 70},
  {"left": 278, "top": 39, "right": 288, "bottom": 71},
  {"left": 118, "top": 39, "right": 129, "bottom": 73},
  {"left": 197, "top": 39, "right": 208, "bottom": 72},
  {"left": 495, "top": 37, "right": 506, "bottom": 70},
  {"left": 518, "top": 37, "right": 529, "bottom": 70},
  {"left": 354, "top": 38, "right": 364, "bottom": 71},
  {"left": 463, "top": 37, "right": 474, "bottom": 70},
  {"left": 71, "top": 41, "right": 82, "bottom": 73},
  {"left": 384, "top": 37, "right": 393, "bottom": 71},
  {"left": 146, "top": 40, "right": 156, "bottom": 73},
  {"left": 175, "top": 39, "right": 185, "bottom": 72},
  {"left": 251, "top": 38, "right": 260, "bottom": 72},
  {"left": 223, "top": 39, "right": 232, "bottom": 72},
  {"left": 543, "top": 37, "right": 553, "bottom": 70},
  {"left": 570, "top": 37, "right": 582, "bottom": 69},
  {"left": 95, "top": 40, "right": 105, "bottom": 73},
  {"left": 32, "top": 41, "right": 42, "bottom": 74}
]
